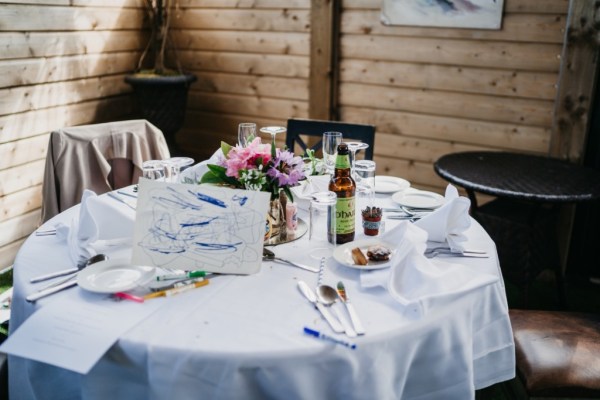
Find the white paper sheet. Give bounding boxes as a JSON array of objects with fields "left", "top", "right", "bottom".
[
  {"left": 0, "top": 290, "right": 162, "bottom": 374},
  {"left": 132, "top": 179, "right": 270, "bottom": 274}
]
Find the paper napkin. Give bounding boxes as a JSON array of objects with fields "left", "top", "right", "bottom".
[
  {"left": 179, "top": 148, "right": 224, "bottom": 183},
  {"left": 55, "top": 190, "right": 135, "bottom": 266},
  {"left": 414, "top": 184, "right": 471, "bottom": 251},
  {"left": 360, "top": 222, "right": 497, "bottom": 318},
  {"left": 290, "top": 174, "right": 331, "bottom": 210}
]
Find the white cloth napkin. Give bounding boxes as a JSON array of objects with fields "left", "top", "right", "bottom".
[
  {"left": 360, "top": 222, "right": 498, "bottom": 318},
  {"left": 55, "top": 190, "right": 135, "bottom": 266},
  {"left": 414, "top": 184, "right": 471, "bottom": 251},
  {"left": 180, "top": 148, "right": 224, "bottom": 183},
  {"left": 290, "top": 174, "right": 331, "bottom": 210}
]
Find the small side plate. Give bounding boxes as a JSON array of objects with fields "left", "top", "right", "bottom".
[
  {"left": 333, "top": 239, "right": 396, "bottom": 270},
  {"left": 375, "top": 176, "right": 410, "bottom": 194},
  {"left": 392, "top": 189, "right": 445, "bottom": 209},
  {"left": 77, "top": 259, "right": 155, "bottom": 293}
]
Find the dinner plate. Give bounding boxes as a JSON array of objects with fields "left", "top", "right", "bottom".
[
  {"left": 375, "top": 176, "right": 410, "bottom": 194},
  {"left": 391, "top": 189, "right": 445, "bottom": 209},
  {"left": 77, "top": 259, "right": 155, "bottom": 293},
  {"left": 333, "top": 239, "right": 396, "bottom": 270}
]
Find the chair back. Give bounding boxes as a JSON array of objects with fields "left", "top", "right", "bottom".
[
  {"left": 41, "top": 119, "right": 170, "bottom": 222},
  {"left": 286, "top": 118, "right": 375, "bottom": 160}
]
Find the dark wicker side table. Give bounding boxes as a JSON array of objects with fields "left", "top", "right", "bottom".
[{"left": 434, "top": 151, "right": 600, "bottom": 307}]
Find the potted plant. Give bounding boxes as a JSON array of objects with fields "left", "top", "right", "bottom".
[{"left": 125, "top": 0, "right": 197, "bottom": 154}]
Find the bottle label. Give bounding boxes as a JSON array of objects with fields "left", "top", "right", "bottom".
[
  {"left": 335, "top": 154, "right": 351, "bottom": 169},
  {"left": 335, "top": 197, "right": 355, "bottom": 234}
]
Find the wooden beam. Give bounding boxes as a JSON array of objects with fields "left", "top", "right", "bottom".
[
  {"left": 309, "top": 0, "right": 340, "bottom": 120},
  {"left": 549, "top": 0, "right": 600, "bottom": 161}
]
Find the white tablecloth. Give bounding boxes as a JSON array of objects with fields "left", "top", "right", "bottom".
[{"left": 9, "top": 190, "right": 515, "bottom": 400}]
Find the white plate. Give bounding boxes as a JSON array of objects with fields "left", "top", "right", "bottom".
[
  {"left": 77, "top": 259, "right": 155, "bottom": 294},
  {"left": 333, "top": 239, "right": 396, "bottom": 270},
  {"left": 392, "top": 189, "right": 445, "bottom": 209},
  {"left": 375, "top": 176, "right": 410, "bottom": 194}
]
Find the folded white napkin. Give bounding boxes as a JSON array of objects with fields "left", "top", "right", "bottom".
[
  {"left": 55, "top": 190, "right": 135, "bottom": 266},
  {"left": 180, "top": 148, "right": 224, "bottom": 183},
  {"left": 414, "top": 184, "right": 471, "bottom": 251},
  {"left": 360, "top": 222, "right": 497, "bottom": 318},
  {"left": 290, "top": 174, "right": 331, "bottom": 210}
]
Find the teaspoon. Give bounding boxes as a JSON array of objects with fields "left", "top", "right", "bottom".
[{"left": 317, "top": 285, "right": 357, "bottom": 338}]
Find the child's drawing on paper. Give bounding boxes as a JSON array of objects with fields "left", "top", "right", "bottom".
[{"left": 132, "top": 179, "right": 270, "bottom": 274}]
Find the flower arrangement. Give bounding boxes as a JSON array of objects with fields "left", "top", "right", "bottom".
[{"left": 200, "top": 137, "right": 306, "bottom": 201}]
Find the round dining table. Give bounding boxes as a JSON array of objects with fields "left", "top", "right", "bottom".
[{"left": 8, "top": 184, "right": 515, "bottom": 400}]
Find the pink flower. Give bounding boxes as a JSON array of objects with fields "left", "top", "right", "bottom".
[{"left": 223, "top": 137, "right": 271, "bottom": 178}]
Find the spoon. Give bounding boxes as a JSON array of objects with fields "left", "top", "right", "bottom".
[
  {"left": 262, "top": 248, "right": 319, "bottom": 273},
  {"left": 297, "top": 281, "right": 343, "bottom": 333},
  {"left": 30, "top": 253, "right": 108, "bottom": 284},
  {"left": 317, "top": 285, "right": 357, "bottom": 338}
]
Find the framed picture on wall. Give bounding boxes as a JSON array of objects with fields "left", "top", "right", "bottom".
[{"left": 381, "top": 0, "right": 505, "bottom": 30}]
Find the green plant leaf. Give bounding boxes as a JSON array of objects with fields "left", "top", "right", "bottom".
[{"left": 221, "top": 141, "right": 233, "bottom": 157}]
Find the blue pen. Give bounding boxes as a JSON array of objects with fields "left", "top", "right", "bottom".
[{"left": 303, "top": 327, "right": 357, "bottom": 350}]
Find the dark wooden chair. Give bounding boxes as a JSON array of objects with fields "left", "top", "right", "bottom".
[
  {"left": 507, "top": 309, "right": 600, "bottom": 399},
  {"left": 286, "top": 118, "right": 375, "bottom": 160}
]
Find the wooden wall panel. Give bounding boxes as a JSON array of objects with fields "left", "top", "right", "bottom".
[
  {"left": 0, "top": 2, "right": 144, "bottom": 269},
  {"left": 337, "top": 0, "right": 569, "bottom": 193}
]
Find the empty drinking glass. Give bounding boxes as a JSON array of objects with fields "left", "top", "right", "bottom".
[
  {"left": 309, "top": 191, "right": 337, "bottom": 259},
  {"left": 322, "top": 132, "right": 343, "bottom": 175},
  {"left": 355, "top": 160, "right": 376, "bottom": 209},
  {"left": 142, "top": 160, "right": 168, "bottom": 181},
  {"left": 238, "top": 123, "right": 257, "bottom": 147},
  {"left": 260, "top": 126, "right": 287, "bottom": 145},
  {"left": 168, "top": 157, "right": 195, "bottom": 182}
]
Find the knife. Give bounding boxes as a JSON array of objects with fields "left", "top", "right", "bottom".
[
  {"left": 337, "top": 282, "right": 366, "bottom": 335},
  {"left": 26, "top": 277, "right": 78, "bottom": 302},
  {"left": 297, "top": 281, "right": 343, "bottom": 333}
]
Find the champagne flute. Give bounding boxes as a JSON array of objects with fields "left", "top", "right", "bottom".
[
  {"left": 322, "top": 132, "right": 343, "bottom": 175},
  {"left": 259, "top": 126, "right": 287, "bottom": 146},
  {"left": 238, "top": 123, "right": 257, "bottom": 147},
  {"left": 346, "top": 142, "right": 369, "bottom": 179}
]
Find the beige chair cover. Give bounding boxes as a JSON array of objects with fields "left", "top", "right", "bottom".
[{"left": 41, "top": 119, "right": 170, "bottom": 222}]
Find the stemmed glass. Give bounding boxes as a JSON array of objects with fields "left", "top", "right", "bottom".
[
  {"left": 346, "top": 141, "right": 370, "bottom": 180},
  {"left": 238, "top": 123, "right": 256, "bottom": 147},
  {"left": 259, "top": 126, "right": 287, "bottom": 145},
  {"left": 322, "top": 132, "right": 343, "bottom": 175}
]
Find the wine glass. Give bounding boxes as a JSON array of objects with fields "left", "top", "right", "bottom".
[
  {"left": 346, "top": 141, "right": 370, "bottom": 179},
  {"left": 259, "top": 126, "right": 287, "bottom": 145},
  {"left": 238, "top": 123, "right": 256, "bottom": 147},
  {"left": 322, "top": 132, "right": 343, "bottom": 175}
]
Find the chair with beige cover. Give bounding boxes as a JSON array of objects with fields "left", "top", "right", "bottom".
[{"left": 41, "top": 119, "right": 170, "bottom": 223}]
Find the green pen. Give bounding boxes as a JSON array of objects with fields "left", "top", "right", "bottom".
[{"left": 156, "top": 270, "right": 207, "bottom": 281}]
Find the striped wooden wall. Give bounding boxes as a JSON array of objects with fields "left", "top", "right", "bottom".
[
  {"left": 176, "top": 0, "right": 569, "bottom": 196},
  {"left": 0, "top": 0, "right": 574, "bottom": 270},
  {"left": 0, "top": 0, "right": 145, "bottom": 270}
]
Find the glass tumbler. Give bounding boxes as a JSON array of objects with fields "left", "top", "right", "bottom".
[
  {"left": 142, "top": 160, "right": 168, "bottom": 181},
  {"left": 238, "top": 123, "right": 257, "bottom": 147},
  {"left": 309, "top": 191, "right": 337, "bottom": 259},
  {"left": 355, "top": 160, "right": 376, "bottom": 210}
]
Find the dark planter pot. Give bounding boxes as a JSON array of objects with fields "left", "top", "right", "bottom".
[{"left": 125, "top": 73, "right": 197, "bottom": 155}]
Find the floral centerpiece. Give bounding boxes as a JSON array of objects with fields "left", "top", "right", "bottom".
[{"left": 200, "top": 137, "right": 306, "bottom": 240}]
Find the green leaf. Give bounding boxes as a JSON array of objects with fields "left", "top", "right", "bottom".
[
  {"left": 221, "top": 141, "right": 233, "bottom": 157},
  {"left": 283, "top": 186, "right": 294, "bottom": 203}
]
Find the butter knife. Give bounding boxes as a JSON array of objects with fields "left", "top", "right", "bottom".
[
  {"left": 26, "top": 276, "right": 78, "bottom": 302},
  {"left": 337, "top": 281, "right": 366, "bottom": 335},
  {"left": 298, "top": 281, "right": 343, "bottom": 333}
]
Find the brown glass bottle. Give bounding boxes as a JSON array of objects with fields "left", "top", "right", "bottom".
[{"left": 328, "top": 143, "right": 356, "bottom": 244}]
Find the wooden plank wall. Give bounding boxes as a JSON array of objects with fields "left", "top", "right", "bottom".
[
  {"left": 174, "top": 0, "right": 312, "bottom": 157},
  {"left": 175, "top": 0, "right": 569, "bottom": 195},
  {"left": 338, "top": 0, "right": 569, "bottom": 192},
  {"left": 0, "top": 0, "right": 145, "bottom": 270}
]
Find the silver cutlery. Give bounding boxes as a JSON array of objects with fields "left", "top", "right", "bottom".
[
  {"left": 262, "top": 248, "right": 318, "bottom": 273},
  {"left": 297, "top": 281, "right": 343, "bottom": 333},
  {"left": 425, "top": 246, "right": 487, "bottom": 255},
  {"left": 30, "top": 253, "right": 108, "bottom": 284},
  {"left": 425, "top": 251, "right": 489, "bottom": 259},
  {"left": 107, "top": 192, "right": 136, "bottom": 210},
  {"left": 317, "top": 285, "right": 357, "bottom": 338},
  {"left": 26, "top": 276, "right": 78, "bottom": 302},
  {"left": 337, "top": 281, "right": 365, "bottom": 335}
]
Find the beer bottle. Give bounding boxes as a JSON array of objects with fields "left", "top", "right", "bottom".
[{"left": 328, "top": 143, "right": 356, "bottom": 244}]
